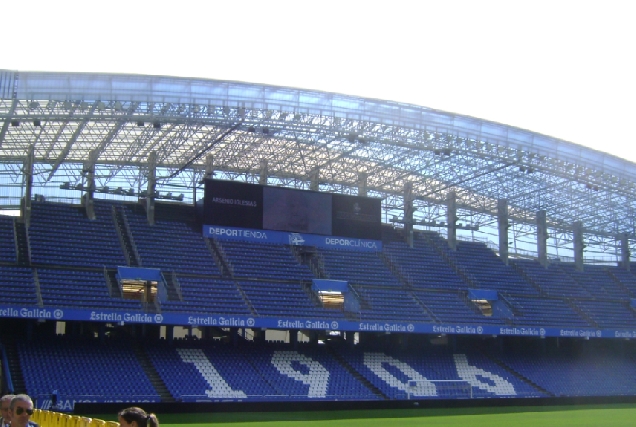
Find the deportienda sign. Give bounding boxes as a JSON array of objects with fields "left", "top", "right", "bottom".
[{"left": 204, "top": 225, "right": 382, "bottom": 252}]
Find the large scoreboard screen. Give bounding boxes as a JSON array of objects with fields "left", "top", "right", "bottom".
[{"left": 203, "top": 179, "right": 381, "bottom": 240}]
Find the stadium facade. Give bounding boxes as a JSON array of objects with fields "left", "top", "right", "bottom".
[{"left": 2, "top": 70, "right": 636, "bottom": 410}]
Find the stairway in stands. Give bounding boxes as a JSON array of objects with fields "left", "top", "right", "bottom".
[
  {"left": 163, "top": 271, "right": 183, "bottom": 302},
  {"left": 326, "top": 345, "right": 389, "bottom": 400},
  {"left": 2, "top": 334, "right": 27, "bottom": 393},
  {"left": 131, "top": 342, "right": 175, "bottom": 402},
  {"left": 14, "top": 220, "right": 31, "bottom": 266},
  {"left": 113, "top": 206, "right": 139, "bottom": 267}
]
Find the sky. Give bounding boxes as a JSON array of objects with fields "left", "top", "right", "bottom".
[{"left": 3, "top": 0, "right": 636, "bottom": 163}]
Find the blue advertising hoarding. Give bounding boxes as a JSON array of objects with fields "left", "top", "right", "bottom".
[
  {"left": 203, "top": 224, "right": 382, "bottom": 251},
  {"left": 1, "top": 305, "right": 635, "bottom": 340}
]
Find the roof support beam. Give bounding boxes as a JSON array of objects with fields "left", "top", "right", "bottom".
[
  {"left": 0, "top": 98, "right": 17, "bottom": 148},
  {"left": 47, "top": 102, "right": 98, "bottom": 181}
]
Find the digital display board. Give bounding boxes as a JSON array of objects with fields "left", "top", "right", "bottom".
[
  {"left": 203, "top": 180, "right": 263, "bottom": 229},
  {"left": 332, "top": 193, "right": 382, "bottom": 240},
  {"left": 203, "top": 179, "right": 381, "bottom": 240},
  {"left": 263, "top": 186, "right": 332, "bottom": 234}
]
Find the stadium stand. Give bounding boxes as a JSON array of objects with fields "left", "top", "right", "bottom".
[
  {"left": 0, "top": 266, "right": 39, "bottom": 305},
  {"left": 36, "top": 268, "right": 141, "bottom": 310},
  {"left": 237, "top": 280, "right": 344, "bottom": 319},
  {"left": 0, "top": 215, "right": 16, "bottom": 263},
  {"left": 487, "top": 342, "right": 636, "bottom": 397},
  {"left": 28, "top": 201, "right": 128, "bottom": 268},
  {"left": 17, "top": 335, "right": 160, "bottom": 404},
  {"left": 5, "top": 199, "right": 636, "bottom": 409},
  {"left": 122, "top": 204, "right": 220, "bottom": 275},
  {"left": 160, "top": 277, "right": 251, "bottom": 315},
  {"left": 217, "top": 240, "right": 314, "bottom": 281}
]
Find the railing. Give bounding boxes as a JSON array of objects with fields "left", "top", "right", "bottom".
[
  {"left": 0, "top": 343, "right": 13, "bottom": 393},
  {"left": 120, "top": 208, "right": 141, "bottom": 266},
  {"left": 33, "top": 268, "right": 44, "bottom": 307},
  {"left": 171, "top": 271, "right": 183, "bottom": 301},
  {"left": 12, "top": 217, "right": 20, "bottom": 263},
  {"left": 176, "top": 393, "right": 373, "bottom": 401},
  {"left": 103, "top": 266, "right": 116, "bottom": 297}
]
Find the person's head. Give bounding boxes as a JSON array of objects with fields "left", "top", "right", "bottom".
[
  {"left": 0, "top": 395, "right": 15, "bottom": 422},
  {"left": 118, "top": 407, "right": 159, "bottom": 427},
  {"left": 8, "top": 395, "right": 33, "bottom": 427}
]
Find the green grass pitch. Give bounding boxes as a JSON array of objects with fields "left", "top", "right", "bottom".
[{"left": 90, "top": 404, "right": 636, "bottom": 427}]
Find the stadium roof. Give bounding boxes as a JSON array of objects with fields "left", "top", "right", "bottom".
[{"left": 1, "top": 70, "right": 636, "bottom": 253}]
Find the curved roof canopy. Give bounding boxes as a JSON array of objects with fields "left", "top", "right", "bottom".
[{"left": 1, "top": 70, "right": 636, "bottom": 247}]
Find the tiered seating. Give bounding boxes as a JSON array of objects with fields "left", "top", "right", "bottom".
[
  {"left": 432, "top": 238, "right": 539, "bottom": 295},
  {"left": 492, "top": 345, "right": 636, "bottom": 397},
  {"left": 383, "top": 240, "right": 467, "bottom": 290},
  {"left": 573, "top": 300, "right": 636, "bottom": 329},
  {"left": 335, "top": 345, "right": 543, "bottom": 400},
  {"left": 0, "top": 266, "right": 38, "bottom": 305},
  {"left": 18, "top": 336, "right": 160, "bottom": 402},
  {"left": 238, "top": 281, "right": 344, "bottom": 318},
  {"left": 320, "top": 249, "right": 401, "bottom": 287},
  {"left": 504, "top": 295, "right": 590, "bottom": 327},
  {"left": 123, "top": 206, "right": 219, "bottom": 275},
  {"left": 511, "top": 259, "right": 590, "bottom": 298},
  {"left": 218, "top": 241, "right": 313, "bottom": 281},
  {"left": 145, "top": 340, "right": 377, "bottom": 401},
  {"left": 560, "top": 264, "right": 629, "bottom": 300},
  {"left": 147, "top": 339, "right": 266, "bottom": 401},
  {"left": 413, "top": 291, "right": 504, "bottom": 324},
  {"left": 607, "top": 267, "right": 636, "bottom": 297},
  {"left": 353, "top": 286, "right": 432, "bottom": 323},
  {"left": 0, "top": 215, "right": 16, "bottom": 263},
  {"left": 37, "top": 268, "right": 141, "bottom": 310},
  {"left": 29, "top": 201, "right": 127, "bottom": 267},
  {"left": 161, "top": 277, "right": 251, "bottom": 315},
  {"left": 257, "top": 342, "right": 379, "bottom": 400}
]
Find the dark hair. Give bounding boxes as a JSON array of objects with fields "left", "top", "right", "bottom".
[{"left": 118, "top": 407, "right": 159, "bottom": 427}]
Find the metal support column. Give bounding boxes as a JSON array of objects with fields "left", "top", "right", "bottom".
[
  {"left": 404, "top": 182, "right": 414, "bottom": 248},
  {"left": 82, "top": 149, "right": 98, "bottom": 220},
  {"left": 358, "top": 172, "right": 368, "bottom": 197},
  {"left": 21, "top": 145, "right": 34, "bottom": 227},
  {"left": 573, "top": 221, "right": 584, "bottom": 271},
  {"left": 620, "top": 233, "right": 630, "bottom": 271},
  {"left": 537, "top": 210, "right": 548, "bottom": 267},
  {"left": 259, "top": 159, "right": 268, "bottom": 185},
  {"left": 497, "top": 199, "right": 509, "bottom": 265},
  {"left": 146, "top": 151, "right": 157, "bottom": 226},
  {"left": 309, "top": 169, "right": 320, "bottom": 191},
  {"left": 447, "top": 191, "right": 457, "bottom": 250}
]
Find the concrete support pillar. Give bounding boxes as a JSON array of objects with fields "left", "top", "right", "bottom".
[
  {"left": 358, "top": 172, "right": 368, "bottom": 197},
  {"left": 537, "top": 210, "right": 548, "bottom": 267},
  {"left": 404, "top": 182, "right": 414, "bottom": 248},
  {"left": 253, "top": 329, "right": 266, "bottom": 343},
  {"left": 447, "top": 191, "right": 457, "bottom": 250},
  {"left": 346, "top": 331, "right": 355, "bottom": 347},
  {"left": 573, "top": 221, "right": 584, "bottom": 271},
  {"left": 259, "top": 159, "right": 268, "bottom": 185},
  {"left": 203, "top": 154, "right": 214, "bottom": 181},
  {"left": 620, "top": 233, "right": 630, "bottom": 271},
  {"left": 21, "top": 145, "right": 34, "bottom": 227},
  {"left": 309, "top": 169, "right": 320, "bottom": 191},
  {"left": 290, "top": 329, "right": 298, "bottom": 349},
  {"left": 497, "top": 199, "right": 509, "bottom": 265},
  {"left": 146, "top": 151, "right": 157, "bottom": 226}
]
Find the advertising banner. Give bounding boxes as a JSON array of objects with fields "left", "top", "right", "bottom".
[{"left": 0, "top": 304, "right": 632, "bottom": 339}]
